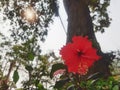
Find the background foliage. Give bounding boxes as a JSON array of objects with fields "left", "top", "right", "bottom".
[{"left": 0, "top": 0, "right": 120, "bottom": 90}]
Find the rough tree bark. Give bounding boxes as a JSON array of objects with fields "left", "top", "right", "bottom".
[{"left": 63, "top": 0, "right": 111, "bottom": 78}]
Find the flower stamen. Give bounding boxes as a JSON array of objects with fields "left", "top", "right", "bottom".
[{"left": 78, "top": 63, "right": 88, "bottom": 75}]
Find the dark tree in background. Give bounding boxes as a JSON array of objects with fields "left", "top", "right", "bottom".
[{"left": 63, "top": 0, "right": 112, "bottom": 77}]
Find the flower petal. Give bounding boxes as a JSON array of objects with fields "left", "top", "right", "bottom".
[{"left": 60, "top": 36, "right": 101, "bottom": 75}]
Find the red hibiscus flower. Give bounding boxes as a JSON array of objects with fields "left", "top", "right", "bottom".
[{"left": 60, "top": 36, "right": 101, "bottom": 75}]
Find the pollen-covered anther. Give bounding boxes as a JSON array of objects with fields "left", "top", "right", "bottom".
[{"left": 78, "top": 63, "right": 88, "bottom": 75}]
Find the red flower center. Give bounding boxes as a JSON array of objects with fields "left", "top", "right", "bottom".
[{"left": 77, "top": 49, "right": 84, "bottom": 56}]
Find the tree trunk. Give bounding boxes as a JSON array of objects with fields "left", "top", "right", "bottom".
[{"left": 63, "top": 0, "right": 111, "bottom": 78}]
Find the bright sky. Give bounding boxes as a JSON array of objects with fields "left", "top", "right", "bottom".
[
  {"left": 0, "top": 0, "right": 120, "bottom": 54},
  {"left": 41, "top": 0, "right": 120, "bottom": 53},
  {"left": 0, "top": 1, "right": 119, "bottom": 88}
]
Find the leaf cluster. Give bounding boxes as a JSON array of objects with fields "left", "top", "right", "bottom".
[
  {"left": 0, "top": 0, "right": 58, "bottom": 42},
  {"left": 88, "top": 0, "right": 111, "bottom": 33}
]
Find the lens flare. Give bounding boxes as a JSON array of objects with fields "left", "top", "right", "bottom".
[{"left": 22, "top": 6, "right": 38, "bottom": 23}]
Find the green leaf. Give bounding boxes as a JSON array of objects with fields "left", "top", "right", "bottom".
[
  {"left": 50, "top": 63, "right": 66, "bottom": 78},
  {"left": 91, "top": 0, "right": 97, "bottom": 3},
  {"left": 25, "top": 65, "right": 33, "bottom": 72},
  {"left": 54, "top": 78, "right": 70, "bottom": 89},
  {"left": 0, "top": 55, "right": 1, "bottom": 59},
  {"left": 28, "top": 52, "right": 34, "bottom": 60},
  {"left": 87, "top": 72, "right": 104, "bottom": 80},
  {"left": 13, "top": 70, "right": 19, "bottom": 84},
  {"left": 37, "top": 83, "right": 46, "bottom": 90},
  {"left": 112, "top": 85, "right": 119, "bottom": 90},
  {"left": 67, "top": 85, "right": 75, "bottom": 90},
  {"left": 23, "top": 25, "right": 29, "bottom": 31}
]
